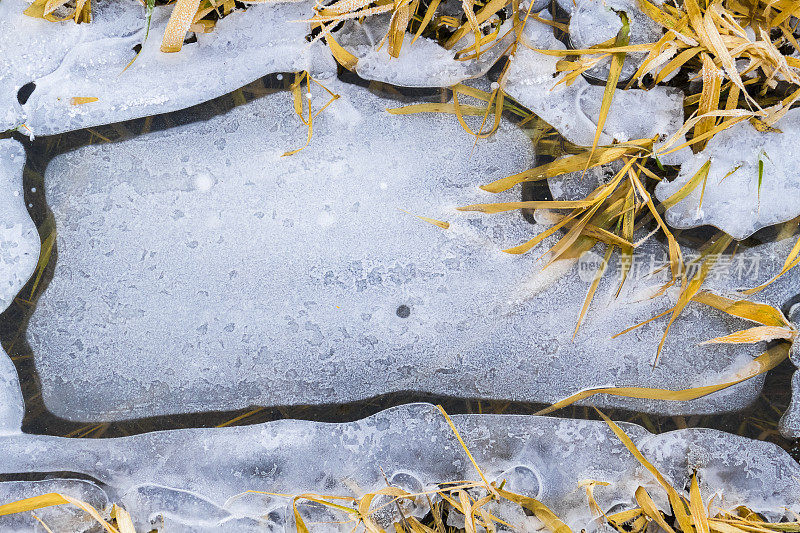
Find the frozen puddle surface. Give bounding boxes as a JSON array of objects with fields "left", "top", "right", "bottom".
[
  {"left": 22, "top": 78, "right": 771, "bottom": 422},
  {"left": 0, "top": 0, "right": 331, "bottom": 135},
  {"left": 0, "top": 403, "right": 798, "bottom": 531}
]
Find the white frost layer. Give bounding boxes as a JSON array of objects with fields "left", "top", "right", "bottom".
[
  {"left": 505, "top": 16, "right": 687, "bottom": 164},
  {"left": 655, "top": 109, "right": 800, "bottom": 240},
  {"left": 0, "top": 139, "right": 39, "bottom": 314},
  {"left": 29, "top": 79, "right": 763, "bottom": 422},
  {"left": 1, "top": 0, "right": 333, "bottom": 136},
  {"left": 0, "top": 404, "right": 798, "bottom": 531},
  {"left": 335, "top": 15, "right": 510, "bottom": 87}
]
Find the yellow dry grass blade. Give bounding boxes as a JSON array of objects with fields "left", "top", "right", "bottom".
[
  {"left": 692, "top": 291, "right": 792, "bottom": 327},
  {"left": 387, "top": 0, "right": 412, "bottom": 58},
  {"left": 0, "top": 494, "right": 69, "bottom": 516},
  {"left": 457, "top": 200, "right": 596, "bottom": 213},
  {"left": 443, "top": 0, "right": 507, "bottom": 50},
  {"left": 326, "top": 31, "right": 359, "bottom": 71},
  {"left": 701, "top": 325, "right": 796, "bottom": 344},
  {"left": 635, "top": 486, "right": 676, "bottom": 533},
  {"left": 283, "top": 72, "right": 341, "bottom": 157},
  {"left": 28, "top": 230, "right": 55, "bottom": 299},
  {"left": 411, "top": 0, "right": 441, "bottom": 44},
  {"left": 654, "top": 46, "right": 702, "bottom": 84},
  {"left": 70, "top": 97, "right": 98, "bottom": 105},
  {"left": 495, "top": 488, "right": 572, "bottom": 532},
  {"left": 659, "top": 159, "right": 711, "bottom": 210},
  {"left": 629, "top": 169, "right": 683, "bottom": 281},
  {"left": 535, "top": 342, "right": 789, "bottom": 415},
  {"left": 690, "top": 474, "right": 711, "bottom": 533},
  {"left": 481, "top": 140, "right": 652, "bottom": 193},
  {"left": 436, "top": 405, "right": 494, "bottom": 492},
  {"left": 743, "top": 233, "right": 800, "bottom": 294},
  {"left": 596, "top": 408, "right": 694, "bottom": 531},
  {"left": 653, "top": 235, "right": 733, "bottom": 366},
  {"left": 652, "top": 234, "right": 732, "bottom": 366},
  {"left": 695, "top": 53, "right": 723, "bottom": 150},
  {"left": 387, "top": 102, "right": 493, "bottom": 116},
  {"left": 574, "top": 244, "right": 615, "bottom": 338},
  {"left": 586, "top": 12, "right": 629, "bottom": 171},
  {"left": 399, "top": 209, "right": 450, "bottom": 229},
  {"left": 161, "top": 0, "right": 202, "bottom": 52},
  {"left": 503, "top": 215, "right": 576, "bottom": 254},
  {"left": 0, "top": 493, "right": 120, "bottom": 533},
  {"left": 111, "top": 505, "right": 136, "bottom": 533},
  {"left": 24, "top": 0, "right": 77, "bottom": 21}
]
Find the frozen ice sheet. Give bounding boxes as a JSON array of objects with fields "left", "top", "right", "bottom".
[
  {"left": 505, "top": 16, "right": 688, "bottom": 164},
  {"left": 568, "top": 0, "right": 663, "bottom": 81},
  {"left": 655, "top": 109, "right": 800, "bottom": 240},
  {"left": 0, "top": 0, "right": 144, "bottom": 132},
  {"left": 693, "top": 235, "right": 800, "bottom": 437},
  {"left": 1, "top": 0, "right": 332, "bottom": 136},
  {"left": 26, "top": 79, "right": 769, "bottom": 421},
  {"left": 334, "top": 14, "right": 510, "bottom": 87},
  {"left": 0, "top": 139, "right": 39, "bottom": 314},
  {"left": 0, "top": 403, "right": 798, "bottom": 531}
]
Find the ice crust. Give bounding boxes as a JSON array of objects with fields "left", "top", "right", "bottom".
[
  {"left": 25, "top": 78, "right": 768, "bottom": 421},
  {"left": 334, "top": 15, "right": 510, "bottom": 87},
  {"left": 568, "top": 0, "right": 664, "bottom": 81},
  {"left": 0, "top": 0, "right": 333, "bottom": 136},
  {"left": 0, "top": 403, "right": 798, "bottom": 531},
  {"left": 0, "top": 140, "right": 39, "bottom": 314},
  {"left": 655, "top": 109, "right": 800, "bottom": 240},
  {"left": 504, "top": 16, "right": 687, "bottom": 164}
]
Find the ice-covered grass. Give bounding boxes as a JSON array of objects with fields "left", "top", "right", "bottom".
[{"left": 0, "top": 404, "right": 799, "bottom": 531}]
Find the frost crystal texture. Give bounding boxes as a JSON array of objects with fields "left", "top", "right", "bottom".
[
  {"left": 655, "top": 109, "right": 800, "bottom": 240},
  {"left": 504, "top": 16, "right": 687, "bottom": 164},
  {"left": 30, "top": 79, "right": 765, "bottom": 421},
  {"left": 0, "top": 403, "right": 798, "bottom": 531},
  {"left": 0, "top": 140, "right": 39, "bottom": 314},
  {"left": 0, "top": 0, "right": 332, "bottom": 135}
]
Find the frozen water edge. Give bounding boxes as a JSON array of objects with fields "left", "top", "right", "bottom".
[
  {"left": 0, "top": 403, "right": 797, "bottom": 531},
  {"left": 655, "top": 109, "right": 800, "bottom": 240},
  {"left": 27, "top": 78, "right": 768, "bottom": 421},
  {"left": 504, "top": 14, "right": 689, "bottom": 165},
  {"left": 334, "top": 14, "right": 511, "bottom": 88},
  {"left": 0, "top": 0, "right": 334, "bottom": 136},
  {"left": 0, "top": 139, "right": 39, "bottom": 315}
]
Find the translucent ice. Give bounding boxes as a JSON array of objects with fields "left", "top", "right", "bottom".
[
  {"left": 0, "top": 0, "right": 145, "bottom": 132},
  {"left": 29, "top": 79, "right": 766, "bottom": 421},
  {"left": 568, "top": 0, "right": 664, "bottom": 81},
  {"left": 0, "top": 344, "right": 24, "bottom": 436},
  {"left": 0, "top": 139, "right": 39, "bottom": 314},
  {"left": 0, "top": 404, "right": 797, "bottom": 530},
  {"left": 505, "top": 16, "right": 687, "bottom": 164},
  {"left": 333, "top": 14, "right": 510, "bottom": 87},
  {"left": 0, "top": 0, "right": 332, "bottom": 136},
  {"left": 655, "top": 109, "right": 800, "bottom": 240}
]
